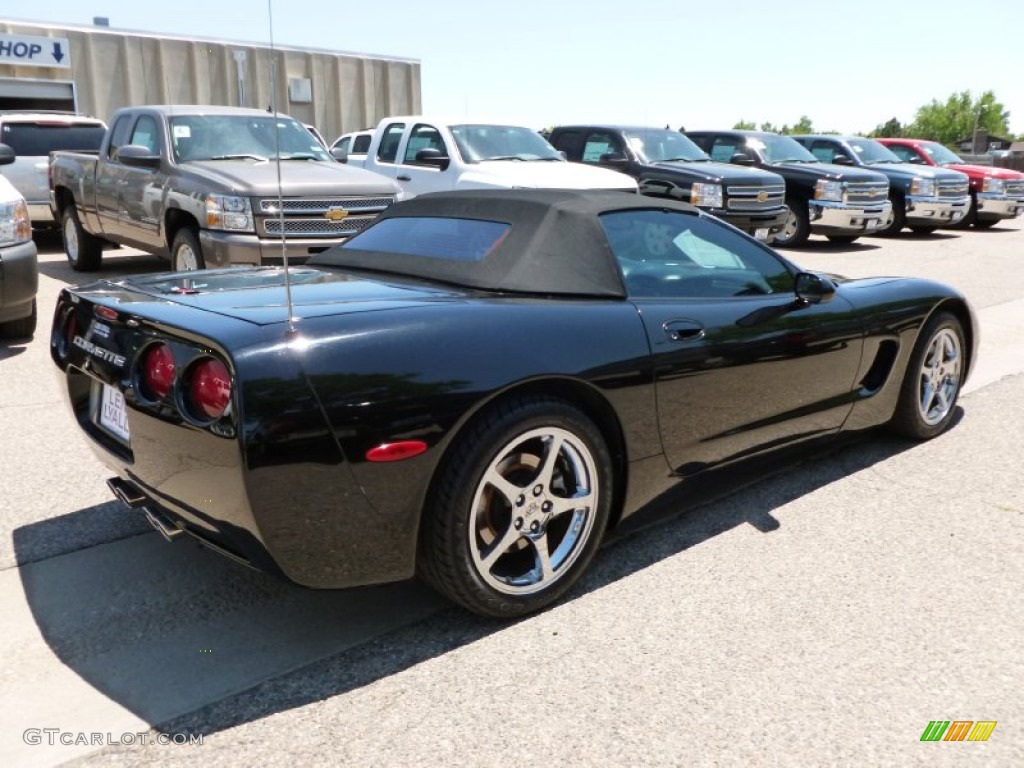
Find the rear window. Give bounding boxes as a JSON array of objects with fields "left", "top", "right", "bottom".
[
  {"left": 341, "top": 217, "right": 510, "bottom": 261},
  {"left": 352, "top": 134, "right": 371, "bottom": 153},
  {"left": 0, "top": 122, "right": 106, "bottom": 156}
]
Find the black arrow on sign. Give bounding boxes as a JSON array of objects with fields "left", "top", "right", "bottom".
[{"left": 52, "top": 42, "right": 65, "bottom": 63}]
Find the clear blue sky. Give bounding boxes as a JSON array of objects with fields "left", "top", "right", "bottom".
[{"left": 7, "top": 0, "right": 1023, "bottom": 135}]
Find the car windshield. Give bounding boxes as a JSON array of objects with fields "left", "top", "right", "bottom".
[
  {"left": 922, "top": 142, "right": 965, "bottom": 165},
  {"left": 749, "top": 134, "right": 818, "bottom": 164},
  {"left": 0, "top": 122, "right": 106, "bottom": 155},
  {"left": 848, "top": 138, "right": 902, "bottom": 164},
  {"left": 623, "top": 129, "right": 709, "bottom": 163},
  {"left": 451, "top": 124, "right": 562, "bottom": 162},
  {"left": 169, "top": 115, "right": 331, "bottom": 163}
]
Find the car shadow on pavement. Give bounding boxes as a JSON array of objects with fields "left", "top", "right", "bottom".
[
  {"left": 36, "top": 252, "right": 162, "bottom": 286},
  {"left": 12, "top": 418, "right": 957, "bottom": 744},
  {"left": 0, "top": 341, "right": 29, "bottom": 361}
]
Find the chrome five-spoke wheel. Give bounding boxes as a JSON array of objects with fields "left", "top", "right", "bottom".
[{"left": 916, "top": 327, "right": 962, "bottom": 426}]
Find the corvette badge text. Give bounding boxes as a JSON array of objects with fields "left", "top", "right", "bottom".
[
  {"left": 920, "top": 720, "right": 997, "bottom": 742},
  {"left": 72, "top": 335, "right": 127, "bottom": 367},
  {"left": 23, "top": 729, "right": 203, "bottom": 746}
]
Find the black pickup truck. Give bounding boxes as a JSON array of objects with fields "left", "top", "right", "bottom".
[
  {"left": 684, "top": 130, "right": 891, "bottom": 246},
  {"left": 547, "top": 125, "right": 787, "bottom": 241}
]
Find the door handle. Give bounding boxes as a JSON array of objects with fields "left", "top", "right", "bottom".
[
  {"left": 397, "top": 175, "right": 411, "bottom": 181},
  {"left": 663, "top": 319, "right": 705, "bottom": 342}
]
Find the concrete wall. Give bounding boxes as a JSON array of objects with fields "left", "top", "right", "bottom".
[{"left": 0, "top": 19, "right": 420, "bottom": 144}]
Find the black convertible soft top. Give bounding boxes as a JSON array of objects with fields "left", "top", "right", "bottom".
[{"left": 309, "top": 189, "right": 703, "bottom": 297}]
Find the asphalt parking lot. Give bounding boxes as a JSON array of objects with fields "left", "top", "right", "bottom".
[{"left": 2, "top": 223, "right": 1023, "bottom": 767}]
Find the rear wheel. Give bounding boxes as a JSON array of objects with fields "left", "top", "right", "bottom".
[
  {"left": 876, "top": 197, "right": 905, "bottom": 236},
  {"left": 774, "top": 197, "right": 810, "bottom": 247},
  {"left": 889, "top": 312, "right": 965, "bottom": 440},
  {"left": 171, "top": 227, "right": 206, "bottom": 271},
  {"left": 0, "top": 299, "right": 36, "bottom": 339},
  {"left": 62, "top": 205, "right": 103, "bottom": 271},
  {"left": 419, "top": 397, "right": 613, "bottom": 618}
]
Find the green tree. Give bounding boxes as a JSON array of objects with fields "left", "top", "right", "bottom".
[
  {"left": 787, "top": 115, "right": 814, "bottom": 134},
  {"left": 907, "top": 90, "right": 1010, "bottom": 145},
  {"left": 733, "top": 119, "right": 756, "bottom": 130},
  {"left": 870, "top": 117, "right": 904, "bottom": 138}
]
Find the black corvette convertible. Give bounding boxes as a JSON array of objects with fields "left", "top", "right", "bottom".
[{"left": 51, "top": 190, "right": 975, "bottom": 617}]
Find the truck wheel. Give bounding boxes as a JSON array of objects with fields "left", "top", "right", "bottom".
[
  {"left": 826, "top": 235, "right": 859, "bottom": 244},
  {"left": 876, "top": 197, "right": 905, "bottom": 236},
  {"left": 973, "top": 218, "right": 998, "bottom": 230},
  {"left": 910, "top": 226, "right": 938, "bottom": 235},
  {"left": 774, "top": 198, "right": 810, "bottom": 247},
  {"left": 62, "top": 205, "right": 103, "bottom": 272},
  {"left": 172, "top": 228, "right": 206, "bottom": 271},
  {"left": 948, "top": 193, "right": 976, "bottom": 230},
  {"left": 0, "top": 300, "right": 36, "bottom": 339}
]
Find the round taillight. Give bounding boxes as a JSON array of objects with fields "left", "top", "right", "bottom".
[
  {"left": 142, "top": 343, "right": 176, "bottom": 400},
  {"left": 188, "top": 358, "right": 232, "bottom": 420}
]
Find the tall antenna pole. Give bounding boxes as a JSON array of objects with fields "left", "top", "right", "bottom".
[{"left": 267, "top": 0, "right": 297, "bottom": 333}]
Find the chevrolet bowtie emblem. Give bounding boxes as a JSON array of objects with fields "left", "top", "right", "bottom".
[
  {"left": 325, "top": 208, "right": 349, "bottom": 221},
  {"left": 757, "top": 190, "right": 768, "bottom": 202}
]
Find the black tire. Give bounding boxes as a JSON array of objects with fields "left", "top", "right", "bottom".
[
  {"left": 171, "top": 227, "right": 206, "bottom": 271},
  {"left": 62, "top": 205, "right": 103, "bottom": 271},
  {"left": 876, "top": 197, "right": 906, "bottom": 236},
  {"left": 910, "top": 226, "right": 938, "bottom": 235},
  {"left": 774, "top": 197, "right": 810, "bottom": 247},
  {"left": 948, "top": 193, "right": 977, "bottom": 230},
  {"left": 889, "top": 312, "right": 965, "bottom": 440},
  {"left": 418, "top": 396, "right": 614, "bottom": 618},
  {"left": 826, "top": 235, "right": 859, "bottom": 244},
  {"left": 973, "top": 218, "right": 998, "bottom": 230},
  {"left": 0, "top": 299, "right": 37, "bottom": 339}
]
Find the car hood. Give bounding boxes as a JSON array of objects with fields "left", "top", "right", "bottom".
[
  {"left": 91, "top": 266, "right": 472, "bottom": 325},
  {"left": 646, "top": 161, "right": 783, "bottom": 185},
  {"left": 178, "top": 159, "right": 402, "bottom": 196},
  {"left": 466, "top": 161, "right": 638, "bottom": 191},
  {"left": 859, "top": 163, "right": 967, "bottom": 183},
  {"left": 942, "top": 163, "right": 1024, "bottom": 180},
  {"left": 768, "top": 161, "right": 887, "bottom": 183}
]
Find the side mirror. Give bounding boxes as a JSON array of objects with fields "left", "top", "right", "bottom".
[
  {"left": 730, "top": 151, "right": 755, "bottom": 166},
  {"left": 118, "top": 144, "right": 161, "bottom": 168},
  {"left": 598, "top": 152, "right": 629, "bottom": 168},
  {"left": 794, "top": 271, "right": 836, "bottom": 305},
  {"left": 414, "top": 147, "right": 450, "bottom": 171},
  {"left": 558, "top": 149, "right": 568, "bottom": 160},
  {"left": 0, "top": 143, "right": 14, "bottom": 165},
  {"left": 831, "top": 154, "right": 853, "bottom": 165},
  {"left": 331, "top": 147, "right": 349, "bottom": 163}
]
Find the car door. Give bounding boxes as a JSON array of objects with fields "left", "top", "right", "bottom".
[
  {"left": 117, "top": 113, "right": 164, "bottom": 250},
  {"left": 393, "top": 122, "right": 452, "bottom": 197},
  {"left": 601, "top": 208, "right": 864, "bottom": 474},
  {"left": 94, "top": 114, "right": 132, "bottom": 235}
]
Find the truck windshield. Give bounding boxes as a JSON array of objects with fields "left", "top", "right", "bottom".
[
  {"left": 169, "top": 115, "right": 331, "bottom": 163},
  {"left": 847, "top": 139, "right": 902, "bottom": 164},
  {"left": 749, "top": 135, "right": 818, "bottom": 164},
  {"left": 623, "top": 129, "right": 709, "bottom": 163},
  {"left": 921, "top": 142, "right": 965, "bottom": 165},
  {"left": 451, "top": 125, "right": 562, "bottom": 163}
]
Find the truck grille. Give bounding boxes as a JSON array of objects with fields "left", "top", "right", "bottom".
[
  {"left": 255, "top": 195, "right": 395, "bottom": 239},
  {"left": 844, "top": 182, "right": 889, "bottom": 206},
  {"left": 937, "top": 179, "right": 970, "bottom": 200},
  {"left": 725, "top": 184, "right": 785, "bottom": 211},
  {"left": 1004, "top": 179, "right": 1024, "bottom": 198},
  {"left": 260, "top": 215, "right": 376, "bottom": 237}
]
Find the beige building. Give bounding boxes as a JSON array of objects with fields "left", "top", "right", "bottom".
[{"left": 0, "top": 18, "right": 421, "bottom": 143}]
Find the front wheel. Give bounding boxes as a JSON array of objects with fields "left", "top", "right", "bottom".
[
  {"left": 62, "top": 205, "right": 103, "bottom": 271},
  {"left": 875, "top": 197, "right": 906, "bottom": 236},
  {"left": 889, "top": 312, "right": 965, "bottom": 440},
  {"left": 171, "top": 227, "right": 206, "bottom": 271},
  {"left": 910, "top": 226, "right": 938, "bottom": 235},
  {"left": 419, "top": 397, "right": 613, "bottom": 618},
  {"left": 973, "top": 218, "right": 998, "bottom": 230},
  {"left": 826, "top": 235, "right": 859, "bottom": 244},
  {"left": 774, "top": 197, "right": 810, "bottom": 247}
]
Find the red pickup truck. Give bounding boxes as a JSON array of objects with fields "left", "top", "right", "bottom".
[{"left": 878, "top": 138, "right": 1024, "bottom": 229}]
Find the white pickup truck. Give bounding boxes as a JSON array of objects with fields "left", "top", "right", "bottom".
[{"left": 348, "top": 117, "right": 638, "bottom": 197}]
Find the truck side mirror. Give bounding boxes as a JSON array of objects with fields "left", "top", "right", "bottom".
[
  {"left": 598, "top": 152, "right": 629, "bottom": 168},
  {"left": 118, "top": 144, "right": 161, "bottom": 168},
  {"left": 831, "top": 154, "right": 853, "bottom": 165},
  {"left": 415, "top": 148, "right": 450, "bottom": 171},
  {"left": 331, "top": 147, "right": 349, "bottom": 163},
  {"left": 730, "top": 151, "right": 755, "bottom": 166},
  {"left": 0, "top": 143, "right": 14, "bottom": 166}
]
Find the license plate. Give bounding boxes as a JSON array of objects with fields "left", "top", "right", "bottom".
[
  {"left": 754, "top": 227, "right": 769, "bottom": 241},
  {"left": 99, "top": 385, "right": 131, "bottom": 442},
  {"left": 865, "top": 219, "right": 879, "bottom": 230}
]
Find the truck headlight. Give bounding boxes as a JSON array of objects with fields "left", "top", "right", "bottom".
[
  {"left": 206, "top": 195, "right": 254, "bottom": 232},
  {"left": 814, "top": 180, "right": 844, "bottom": 202},
  {"left": 690, "top": 183, "right": 723, "bottom": 208},
  {"left": 0, "top": 197, "right": 31, "bottom": 246},
  {"left": 909, "top": 178, "right": 936, "bottom": 197},
  {"left": 982, "top": 178, "right": 1005, "bottom": 194}
]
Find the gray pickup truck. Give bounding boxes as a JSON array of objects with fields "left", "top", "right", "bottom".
[{"left": 49, "top": 105, "right": 402, "bottom": 271}]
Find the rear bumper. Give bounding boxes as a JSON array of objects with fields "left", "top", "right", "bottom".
[
  {"left": 976, "top": 195, "right": 1024, "bottom": 220},
  {"left": 809, "top": 200, "right": 891, "bottom": 235},
  {"left": 199, "top": 230, "right": 347, "bottom": 268},
  {"left": 0, "top": 239, "right": 38, "bottom": 323},
  {"left": 905, "top": 196, "right": 971, "bottom": 226}
]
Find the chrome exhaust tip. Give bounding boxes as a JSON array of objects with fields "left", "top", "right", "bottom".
[
  {"left": 143, "top": 506, "right": 185, "bottom": 542},
  {"left": 107, "top": 476, "right": 147, "bottom": 507}
]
